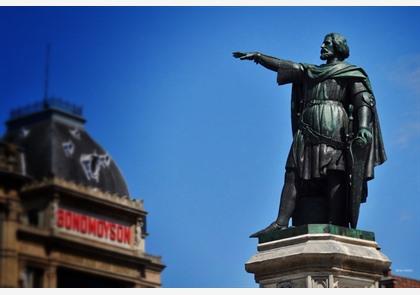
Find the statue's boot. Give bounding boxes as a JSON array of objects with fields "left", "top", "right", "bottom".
[{"left": 249, "top": 221, "right": 288, "bottom": 238}]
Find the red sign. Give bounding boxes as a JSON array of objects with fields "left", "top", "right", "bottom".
[{"left": 56, "top": 208, "right": 132, "bottom": 245}]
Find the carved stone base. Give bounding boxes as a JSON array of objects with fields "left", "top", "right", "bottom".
[{"left": 245, "top": 226, "right": 391, "bottom": 288}]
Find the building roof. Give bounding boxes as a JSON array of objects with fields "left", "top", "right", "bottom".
[
  {"left": 3, "top": 99, "right": 129, "bottom": 197},
  {"left": 392, "top": 275, "right": 420, "bottom": 288}
]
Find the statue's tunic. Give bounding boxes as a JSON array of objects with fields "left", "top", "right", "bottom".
[
  {"left": 289, "top": 76, "right": 349, "bottom": 179},
  {"left": 277, "top": 61, "right": 386, "bottom": 189}
]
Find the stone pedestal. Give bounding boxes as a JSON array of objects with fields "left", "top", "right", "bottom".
[{"left": 245, "top": 224, "right": 391, "bottom": 288}]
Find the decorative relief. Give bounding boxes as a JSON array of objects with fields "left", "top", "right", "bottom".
[
  {"left": 135, "top": 218, "right": 145, "bottom": 251},
  {"left": 312, "top": 277, "right": 328, "bottom": 288},
  {"left": 50, "top": 199, "right": 59, "bottom": 228},
  {"left": 20, "top": 127, "right": 30, "bottom": 138},
  {"left": 69, "top": 127, "right": 81, "bottom": 140},
  {"left": 62, "top": 140, "right": 75, "bottom": 157},
  {"left": 370, "top": 282, "right": 378, "bottom": 288},
  {"left": 80, "top": 152, "right": 111, "bottom": 182}
]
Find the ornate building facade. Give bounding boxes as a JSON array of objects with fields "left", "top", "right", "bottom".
[{"left": 0, "top": 99, "right": 164, "bottom": 287}]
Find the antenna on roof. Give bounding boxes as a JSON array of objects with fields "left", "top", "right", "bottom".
[{"left": 43, "top": 43, "right": 51, "bottom": 101}]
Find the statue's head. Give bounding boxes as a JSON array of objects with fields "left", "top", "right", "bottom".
[{"left": 320, "top": 33, "right": 350, "bottom": 61}]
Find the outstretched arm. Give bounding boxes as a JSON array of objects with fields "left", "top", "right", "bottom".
[
  {"left": 233, "top": 51, "right": 303, "bottom": 84},
  {"left": 233, "top": 51, "right": 281, "bottom": 72}
]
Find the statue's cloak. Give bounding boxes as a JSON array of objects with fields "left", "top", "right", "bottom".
[{"left": 290, "top": 62, "right": 386, "bottom": 202}]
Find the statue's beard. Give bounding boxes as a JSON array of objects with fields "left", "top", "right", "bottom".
[{"left": 320, "top": 51, "right": 333, "bottom": 60}]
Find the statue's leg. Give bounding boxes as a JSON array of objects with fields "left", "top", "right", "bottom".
[
  {"left": 249, "top": 169, "right": 298, "bottom": 237},
  {"left": 327, "top": 171, "right": 347, "bottom": 226},
  {"left": 276, "top": 169, "right": 298, "bottom": 226}
]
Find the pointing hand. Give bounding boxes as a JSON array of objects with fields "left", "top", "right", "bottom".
[{"left": 232, "top": 51, "right": 259, "bottom": 61}]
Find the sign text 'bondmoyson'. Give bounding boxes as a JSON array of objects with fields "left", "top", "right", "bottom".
[{"left": 56, "top": 208, "right": 132, "bottom": 246}]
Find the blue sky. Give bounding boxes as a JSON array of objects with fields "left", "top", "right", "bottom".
[{"left": 0, "top": 7, "right": 419, "bottom": 287}]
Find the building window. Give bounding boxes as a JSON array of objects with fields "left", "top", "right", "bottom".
[
  {"left": 27, "top": 209, "right": 44, "bottom": 227},
  {"left": 139, "top": 266, "right": 146, "bottom": 278},
  {"left": 27, "top": 210, "right": 39, "bottom": 226},
  {"left": 20, "top": 266, "right": 44, "bottom": 288}
]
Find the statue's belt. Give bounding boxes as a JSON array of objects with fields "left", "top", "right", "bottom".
[
  {"left": 297, "top": 99, "right": 348, "bottom": 149},
  {"left": 298, "top": 120, "right": 347, "bottom": 149},
  {"left": 305, "top": 99, "right": 344, "bottom": 107}
]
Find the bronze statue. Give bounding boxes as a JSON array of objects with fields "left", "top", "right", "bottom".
[{"left": 233, "top": 33, "right": 386, "bottom": 237}]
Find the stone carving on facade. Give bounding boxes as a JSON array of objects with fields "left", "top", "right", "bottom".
[
  {"left": 62, "top": 140, "right": 75, "bottom": 157},
  {"left": 312, "top": 277, "right": 328, "bottom": 288},
  {"left": 135, "top": 218, "right": 145, "bottom": 251},
  {"left": 19, "top": 127, "right": 30, "bottom": 138},
  {"left": 80, "top": 152, "right": 111, "bottom": 182},
  {"left": 69, "top": 127, "right": 81, "bottom": 140},
  {"left": 50, "top": 198, "right": 59, "bottom": 229}
]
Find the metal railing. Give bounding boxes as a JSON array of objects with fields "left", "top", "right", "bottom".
[{"left": 9, "top": 98, "right": 83, "bottom": 120}]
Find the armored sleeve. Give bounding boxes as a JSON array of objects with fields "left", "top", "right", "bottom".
[
  {"left": 350, "top": 81, "right": 376, "bottom": 111},
  {"left": 350, "top": 81, "right": 376, "bottom": 130}
]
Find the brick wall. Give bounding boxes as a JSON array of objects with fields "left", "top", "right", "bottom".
[{"left": 393, "top": 275, "right": 420, "bottom": 288}]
